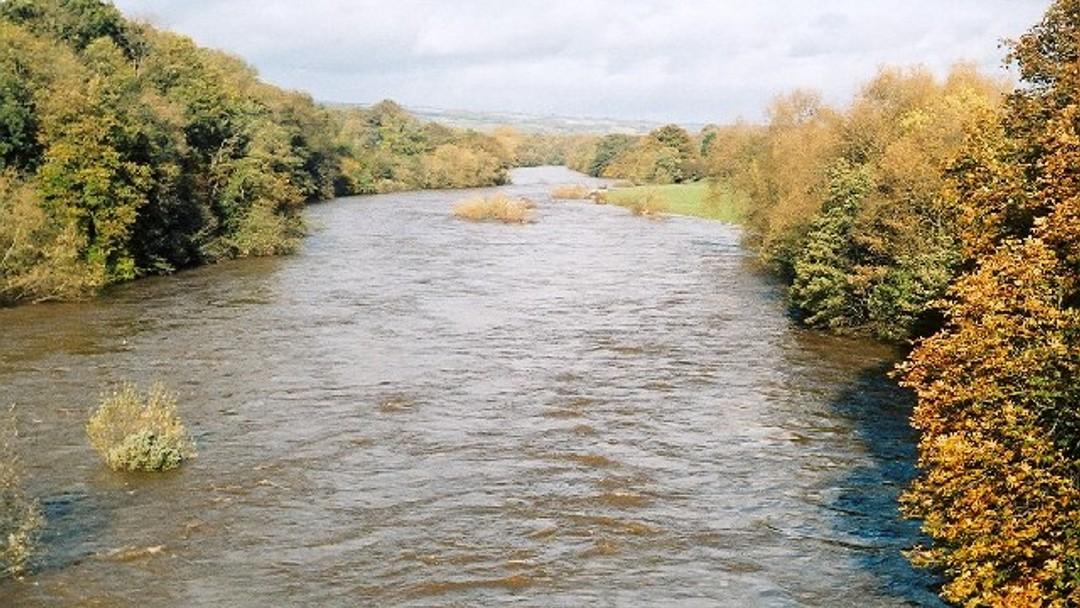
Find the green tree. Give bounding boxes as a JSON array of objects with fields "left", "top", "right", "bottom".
[
  {"left": 0, "top": 67, "right": 38, "bottom": 170},
  {"left": 587, "top": 134, "right": 635, "bottom": 177},
  {"left": 0, "top": 0, "right": 138, "bottom": 56},
  {"left": 789, "top": 162, "right": 871, "bottom": 329},
  {"left": 35, "top": 38, "right": 181, "bottom": 282}
]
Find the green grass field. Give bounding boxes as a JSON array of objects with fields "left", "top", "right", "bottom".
[{"left": 606, "top": 181, "right": 746, "bottom": 223}]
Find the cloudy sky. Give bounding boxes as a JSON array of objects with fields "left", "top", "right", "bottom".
[{"left": 113, "top": 0, "right": 1049, "bottom": 123}]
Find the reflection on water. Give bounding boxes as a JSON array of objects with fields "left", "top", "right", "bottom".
[{"left": 0, "top": 167, "right": 941, "bottom": 606}]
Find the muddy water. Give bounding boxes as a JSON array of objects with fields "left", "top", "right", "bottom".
[{"left": 0, "top": 166, "right": 941, "bottom": 607}]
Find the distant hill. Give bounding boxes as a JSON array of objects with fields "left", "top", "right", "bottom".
[{"left": 326, "top": 102, "right": 707, "bottom": 135}]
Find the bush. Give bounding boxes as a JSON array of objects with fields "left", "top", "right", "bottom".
[
  {"left": 1, "top": 408, "right": 42, "bottom": 578},
  {"left": 452, "top": 195, "right": 533, "bottom": 224},
  {"left": 625, "top": 191, "right": 667, "bottom": 217},
  {"left": 550, "top": 185, "right": 590, "bottom": 199},
  {"left": 228, "top": 201, "right": 304, "bottom": 258},
  {"left": 87, "top": 383, "right": 195, "bottom": 472}
]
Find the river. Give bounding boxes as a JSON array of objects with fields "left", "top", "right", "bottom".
[{"left": 0, "top": 167, "right": 941, "bottom": 606}]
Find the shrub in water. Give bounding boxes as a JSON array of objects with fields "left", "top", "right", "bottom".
[
  {"left": 452, "top": 195, "right": 534, "bottom": 224},
  {"left": 1, "top": 409, "right": 42, "bottom": 578},
  {"left": 87, "top": 383, "right": 195, "bottom": 473},
  {"left": 550, "top": 184, "right": 590, "bottom": 199}
]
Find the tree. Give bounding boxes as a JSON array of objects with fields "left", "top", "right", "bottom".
[
  {"left": 747, "top": 89, "right": 842, "bottom": 277},
  {"left": 587, "top": 134, "right": 635, "bottom": 177},
  {"left": 901, "top": 1, "right": 1080, "bottom": 604},
  {"left": 729, "top": 66, "right": 1005, "bottom": 340},
  {"left": 0, "top": 66, "right": 38, "bottom": 171},
  {"left": 0, "top": 0, "right": 138, "bottom": 56},
  {"left": 789, "top": 162, "right": 871, "bottom": 330}
]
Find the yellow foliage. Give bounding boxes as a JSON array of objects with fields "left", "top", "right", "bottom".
[
  {"left": 899, "top": 4, "right": 1080, "bottom": 604},
  {"left": 87, "top": 383, "right": 195, "bottom": 472},
  {"left": 0, "top": 172, "right": 104, "bottom": 304},
  {"left": 624, "top": 191, "right": 667, "bottom": 217},
  {"left": 901, "top": 236, "right": 1080, "bottom": 606},
  {"left": 452, "top": 195, "right": 534, "bottom": 224},
  {"left": 550, "top": 185, "right": 590, "bottom": 199},
  {"left": 421, "top": 144, "right": 505, "bottom": 190}
]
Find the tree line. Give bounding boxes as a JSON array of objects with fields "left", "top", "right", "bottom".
[
  {"left": 703, "top": 1, "right": 1080, "bottom": 604},
  {"left": 491, "top": 122, "right": 707, "bottom": 186},
  {"left": 0, "top": 0, "right": 510, "bottom": 305}
]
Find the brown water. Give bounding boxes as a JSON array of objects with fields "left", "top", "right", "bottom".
[{"left": 0, "top": 167, "right": 942, "bottom": 607}]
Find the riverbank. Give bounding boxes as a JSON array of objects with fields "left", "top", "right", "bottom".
[{"left": 606, "top": 182, "right": 746, "bottom": 223}]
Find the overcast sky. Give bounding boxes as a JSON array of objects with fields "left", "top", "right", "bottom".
[{"left": 112, "top": 1, "right": 1049, "bottom": 124}]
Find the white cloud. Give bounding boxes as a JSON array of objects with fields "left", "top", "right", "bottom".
[{"left": 113, "top": 0, "right": 1050, "bottom": 123}]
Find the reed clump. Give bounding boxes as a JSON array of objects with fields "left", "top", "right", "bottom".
[
  {"left": 452, "top": 195, "right": 534, "bottom": 223},
  {"left": 626, "top": 192, "right": 667, "bottom": 217},
  {"left": 550, "top": 184, "right": 590, "bottom": 199},
  {"left": 87, "top": 383, "right": 195, "bottom": 473}
]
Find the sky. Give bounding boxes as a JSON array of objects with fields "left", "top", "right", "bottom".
[{"left": 112, "top": 0, "right": 1051, "bottom": 124}]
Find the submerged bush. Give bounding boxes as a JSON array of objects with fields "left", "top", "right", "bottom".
[
  {"left": 550, "top": 184, "right": 590, "bottom": 199},
  {"left": 452, "top": 195, "right": 534, "bottom": 224},
  {"left": 1, "top": 408, "right": 42, "bottom": 578},
  {"left": 87, "top": 383, "right": 195, "bottom": 473}
]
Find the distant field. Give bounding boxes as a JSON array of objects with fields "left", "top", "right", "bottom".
[
  {"left": 325, "top": 102, "right": 709, "bottom": 135},
  {"left": 606, "top": 182, "right": 746, "bottom": 223}
]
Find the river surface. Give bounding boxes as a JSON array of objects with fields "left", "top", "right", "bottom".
[{"left": 0, "top": 167, "right": 941, "bottom": 607}]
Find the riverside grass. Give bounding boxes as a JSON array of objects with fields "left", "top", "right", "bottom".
[
  {"left": 87, "top": 383, "right": 195, "bottom": 473},
  {"left": 452, "top": 195, "right": 534, "bottom": 224},
  {"left": 607, "top": 181, "right": 746, "bottom": 223}
]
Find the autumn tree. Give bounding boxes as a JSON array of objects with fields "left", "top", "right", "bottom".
[
  {"left": 742, "top": 89, "right": 842, "bottom": 276},
  {"left": 901, "top": 1, "right": 1080, "bottom": 604},
  {"left": 719, "top": 66, "right": 1006, "bottom": 340}
]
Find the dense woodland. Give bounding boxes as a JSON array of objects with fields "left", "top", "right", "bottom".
[
  {"left": 0, "top": 0, "right": 510, "bottom": 305},
  {"left": 2, "top": 0, "right": 1079, "bottom": 605}
]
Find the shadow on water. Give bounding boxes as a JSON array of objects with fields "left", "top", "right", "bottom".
[
  {"left": 34, "top": 490, "right": 112, "bottom": 572},
  {"left": 826, "top": 362, "right": 944, "bottom": 607}
]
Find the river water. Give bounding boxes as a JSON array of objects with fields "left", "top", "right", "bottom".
[{"left": 0, "top": 167, "right": 941, "bottom": 606}]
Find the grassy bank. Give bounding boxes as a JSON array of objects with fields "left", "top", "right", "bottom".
[{"left": 606, "top": 182, "right": 745, "bottom": 223}]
